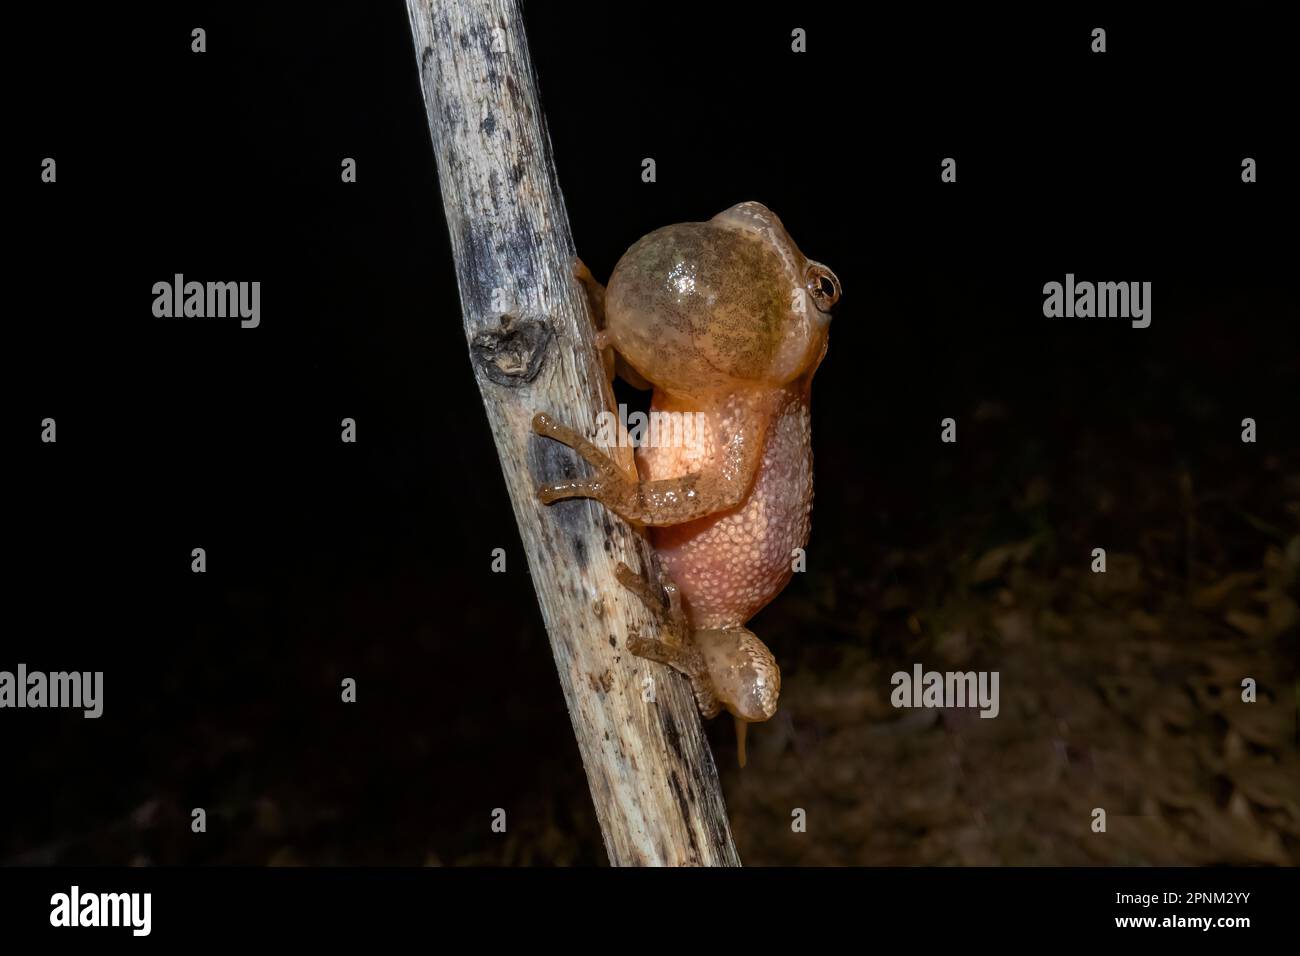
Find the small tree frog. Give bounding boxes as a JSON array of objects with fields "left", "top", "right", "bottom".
[{"left": 533, "top": 201, "right": 840, "bottom": 764}]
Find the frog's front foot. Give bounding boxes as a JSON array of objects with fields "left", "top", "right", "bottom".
[
  {"left": 531, "top": 412, "right": 664, "bottom": 523},
  {"left": 532, "top": 410, "right": 757, "bottom": 526},
  {"left": 531, "top": 411, "right": 637, "bottom": 509}
]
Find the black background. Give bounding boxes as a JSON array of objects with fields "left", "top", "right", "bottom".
[{"left": 6, "top": 0, "right": 1296, "bottom": 870}]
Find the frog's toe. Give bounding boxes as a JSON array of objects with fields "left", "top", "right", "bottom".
[
  {"left": 537, "top": 478, "right": 594, "bottom": 504},
  {"left": 531, "top": 411, "right": 558, "bottom": 436}
]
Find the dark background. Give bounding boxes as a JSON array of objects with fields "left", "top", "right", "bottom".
[{"left": 7, "top": 2, "right": 1296, "bottom": 865}]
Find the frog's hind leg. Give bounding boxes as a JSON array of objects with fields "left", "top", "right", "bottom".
[
  {"left": 615, "top": 561, "right": 722, "bottom": 719},
  {"left": 625, "top": 631, "right": 722, "bottom": 721},
  {"left": 615, "top": 560, "right": 777, "bottom": 765},
  {"left": 614, "top": 559, "right": 687, "bottom": 646}
]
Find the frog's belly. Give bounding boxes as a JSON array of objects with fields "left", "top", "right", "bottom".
[{"left": 638, "top": 396, "right": 813, "bottom": 629}]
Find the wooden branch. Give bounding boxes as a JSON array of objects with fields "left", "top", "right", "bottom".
[{"left": 405, "top": 0, "right": 740, "bottom": 866}]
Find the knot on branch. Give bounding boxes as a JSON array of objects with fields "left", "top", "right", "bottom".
[{"left": 470, "top": 313, "right": 553, "bottom": 386}]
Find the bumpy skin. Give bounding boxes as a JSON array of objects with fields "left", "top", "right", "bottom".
[
  {"left": 533, "top": 202, "right": 839, "bottom": 744},
  {"left": 637, "top": 389, "right": 812, "bottom": 631}
]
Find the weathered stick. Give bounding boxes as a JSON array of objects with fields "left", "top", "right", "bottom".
[{"left": 405, "top": 0, "right": 740, "bottom": 865}]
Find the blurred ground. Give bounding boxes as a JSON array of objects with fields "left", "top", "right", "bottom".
[{"left": 725, "top": 433, "right": 1299, "bottom": 865}]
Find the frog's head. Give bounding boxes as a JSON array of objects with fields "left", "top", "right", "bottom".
[
  {"left": 604, "top": 201, "right": 841, "bottom": 401},
  {"left": 694, "top": 625, "right": 780, "bottom": 767}
]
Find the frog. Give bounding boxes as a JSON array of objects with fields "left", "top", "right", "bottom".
[{"left": 532, "top": 201, "right": 840, "bottom": 765}]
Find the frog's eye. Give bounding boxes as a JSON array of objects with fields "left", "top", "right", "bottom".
[{"left": 805, "top": 262, "right": 841, "bottom": 312}]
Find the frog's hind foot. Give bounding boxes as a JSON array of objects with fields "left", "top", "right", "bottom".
[
  {"left": 614, "top": 559, "right": 687, "bottom": 646},
  {"left": 625, "top": 627, "right": 722, "bottom": 720},
  {"left": 615, "top": 560, "right": 722, "bottom": 719}
]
